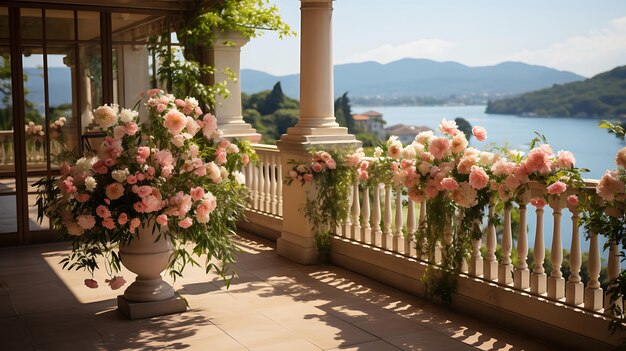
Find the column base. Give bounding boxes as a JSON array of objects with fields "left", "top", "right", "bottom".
[
  {"left": 483, "top": 260, "right": 498, "bottom": 281},
  {"left": 117, "top": 295, "right": 187, "bottom": 320},
  {"left": 565, "top": 281, "right": 584, "bottom": 306},
  {"left": 277, "top": 233, "right": 319, "bottom": 265},
  {"left": 584, "top": 287, "right": 604, "bottom": 312},
  {"left": 547, "top": 276, "right": 565, "bottom": 300},
  {"left": 513, "top": 268, "right": 530, "bottom": 290},
  {"left": 469, "top": 257, "right": 483, "bottom": 277},
  {"left": 498, "top": 263, "right": 513, "bottom": 285},
  {"left": 531, "top": 272, "right": 547, "bottom": 295},
  {"left": 217, "top": 123, "right": 262, "bottom": 143}
]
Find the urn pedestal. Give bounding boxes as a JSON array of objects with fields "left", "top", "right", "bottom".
[{"left": 117, "top": 223, "right": 187, "bottom": 319}]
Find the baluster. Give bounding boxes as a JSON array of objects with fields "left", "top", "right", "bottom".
[
  {"left": 264, "top": 157, "right": 271, "bottom": 211},
  {"left": 405, "top": 198, "right": 415, "bottom": 256},
  {"left": 531, "top": 202, "right": 547, "bottom": 295},
  {"left": 371, "top": 184, "right": 382, "bottom": 246},
  {"left": 257, "top": 158, "right": 265, "bottom": 212},
  {"left": 418, "top": 201, "right": 428, "bottom": 260},
  {"left": 469, "top": 219, "right": 483, "bottom": 276},
  {"left": 498, "top": 203, "right": 513, "bottom": 285},
  {"left": 484, "top": 204, "right": 498, "bottom": 281},
  {"left": 351, "top": 181, "right": 361, "bottom": 240},
  {"left": 606, "top": 243, "right": 623, "bottom": 316},
  {"left": 566, "top": 204, "right": 583, "bottom": 305},
  {"left": 393, "top": 186, "right": 404, "bottom": 253},
  {"left": 382, "top": 184, "right": 392, "bottom": 250},
  {"left": 548, "top": 196, "right": 566, "bottom": 300},
  {"left": 253, "top": 158, "right": 260, "bottom": 210},
  {"left": 514, "top": 191, "right": 531, "bottom": 290},
  {"left": 584, "top": 231, "right": 603, "bottom": 311},
  {"left": 361, "top": 186, "right": 371, "bottom": 243},
  {"left": 277, "top": 160, "right": 283, "bottom": 216},
  {"left": 339, "top": 183, "right": 354, "bottom": 239},
  {"left": 270, "top": 154, "right": 277, "bottom": 215}
]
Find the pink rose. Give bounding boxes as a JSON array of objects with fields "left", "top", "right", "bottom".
[
  {"left": 439, "top": 119, "right": 459, "bottom": 136},
  {"left": 530, "top": 197, "right": 547, "bottom": 209},
  {"left": 96, "top": 205, "right": 111, "bottom": 219},
  {"left": 202, "top": 113, "right": 218, "bottom": 138},
  {"left": 125, "top": 122, "right": 139, "bottom": 136},
  {"left": 77, "top": 214, "right": 96, "bottom": 230},
  {"left": 311, "top": 162, "right": 324, "bottom": 173},
  {"left": 472, "top": 126, "right": 487, "bottom": 142},
  {"left": 133, "top": 202, "right": 146, "bottom": 213},
  {"left": 105, "top": 182, "right": 125, "bottom": 200},
  {"left": 84, "top": 279, "right": 98, "bottom": 289},
  {"left": 137, "top": 146, "right": 150, "bottom": 159},
  {"left": 525, "top": 144, "right": 554, "bottom": 174},
  {"left": 567, "top": 194, "right": 579, "bottom": 207},
  {"left": 242, "top": 154, "right": 250, "bottom": 166},
  {"left": 357, "top": 169, "right": 368, "bottom": 182},
  {"left": 60, "top": 162, "right": 72, "bottom": 176},
  {"left": 178, "top": 217, "right": 193, "bottom": 229},
  {"left": 76, "top": 193, "right": 91, "bottom": 203},
  {"left": 429, "top": 137, "right": 450, "bottom": 160},
  {"left": 597, "top": 170, "right": 625, "bottom": 201},
  {"left": 469, "top": 166, "right": 489, "bottom": 190},
  {"left": 616, "top": 147, "right": 626, "bottom": 168},
  {"left": 102, "top": 218, "right": 115, "bottom": 230},
  {"left": 126, "top": 175, "right": 137, "bottom": 184},
  {"left": 118, "top": 213, "right": 129, "bottom": 225},
  {"left": 441, "top": 177, "right": 460, "bottom": 191},
  {"left": 556, "top": 150, "right": 575, "bottom": 169},
  {"left": 191, "top": 187, "right": 205, "bottom": 201},
  {"left": 547, "top": 181, "right": 567, "bottom": 195},
  {"left": 303, "top": 173, "right": 314, "bottom": 183},
  {"left": 326, "top": 159, "right": 337, "bottom": 170},
  {"left": 129, "top": 218, "right": 141, "bottom": 232},
  {"left": 163, "top": 109, "right": 187, "bottom": 135},
  {"left": 156, "top": 214, "right": 168, "bottom": 226},
  {"left": 106, "top": 276, "right": 126, "bottom": 290},
  {"left": 450, "top": 133, "right": 468, "bottom": 154}
]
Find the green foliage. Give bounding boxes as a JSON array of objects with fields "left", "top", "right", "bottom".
[
  {"left": 178, "top": 0, "right": 295, "bottom": 49},
  {"left": 242, "top": 85, "right": 300, "bottom": 143},
  {"left": 486, "top": 65, "right": 626, "bottom": 117}
]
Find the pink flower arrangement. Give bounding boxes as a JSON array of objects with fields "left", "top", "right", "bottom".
[{"left": 36, "top": 90, "right": 257, "bottom": 291}]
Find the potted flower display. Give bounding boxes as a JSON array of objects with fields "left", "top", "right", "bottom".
[{"left": 35, "top": 89, "right": 256, "bottom": 318}]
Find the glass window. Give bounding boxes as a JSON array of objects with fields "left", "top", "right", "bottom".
[
  {"left": 0, "top": 7, "right": 8, "bottom": 39},
  {"left": 22, "top": 52, "right": 47, "bottom": 171},
  {"left": 77, "top": 11, "right": 100, "bottom": 41},
  {"left": 0, "top": 50, "right": 13, "bottom": 172},
  {"left": 20, "top": 8, "right": 43, "bottom": 41},
  {"left": 45, "top": 10, "right": 74, "bottom": 41}
]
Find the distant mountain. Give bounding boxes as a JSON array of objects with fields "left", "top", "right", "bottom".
[
  {"left": 486, "top": 65, "right": 626, "bottom": 118},
  {"left": 241, "top": 59, "right": 585, "bottom": 103}
]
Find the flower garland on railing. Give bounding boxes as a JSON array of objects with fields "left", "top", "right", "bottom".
[{"left": 286, "top": 118, "right": 590, "bottom": 304}]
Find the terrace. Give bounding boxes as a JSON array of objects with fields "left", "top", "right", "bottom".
[{"left": 0, "top": 0, "right": 624, "bottom": 350}]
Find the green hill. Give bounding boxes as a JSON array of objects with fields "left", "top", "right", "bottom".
[{"left": 486, "top": 65, "right": 626, "bottom": 118}]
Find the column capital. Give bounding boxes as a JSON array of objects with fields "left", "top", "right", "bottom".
[{"left": 212, "top": 30, "right": 250, "bottom": 49}]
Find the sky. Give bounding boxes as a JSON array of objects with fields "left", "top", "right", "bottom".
[{"left": 240, "top": 0, "right": 626, "bottom": 78}]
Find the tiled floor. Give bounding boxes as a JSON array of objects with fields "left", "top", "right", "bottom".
[{"left": 0, "top": 232, "right": 555, "bottom": 350}]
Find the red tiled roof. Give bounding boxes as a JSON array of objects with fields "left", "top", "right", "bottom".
[
  {"left": 361, "top": 110, "right": 383, "bottom": 117},
  {"left": 352, "top": 114, "right": 369, "bottom": 121}
]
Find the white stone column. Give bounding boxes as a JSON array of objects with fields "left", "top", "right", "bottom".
[
  {"left": 121, "top": 45, "right": 150, "bottom": 109},
  {"left": 277, "top": 0, "right": 359, "bottom": 264},
  {"left": 209, "top": 31, "right": 261, "bottom": 142}
]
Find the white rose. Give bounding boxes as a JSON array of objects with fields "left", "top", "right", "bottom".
[
  {"left": 111, "top": 169, "right": 130, "bottom": 183},
  {"left": 85, "top": 176, "right": 97, "bottom": 192},
  {"left": 232, "top": 171, "right": 245, "bottom": 185},
  {"left": 119, "top": 108, "right": 138, "bottom": 123}
]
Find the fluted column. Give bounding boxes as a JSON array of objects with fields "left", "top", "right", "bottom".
[
  {"left": 208, "top": 31, "right": 261, "bottom": 142},
  {"left": 276, "top": 0, "right": 359, "bottom": 264}
]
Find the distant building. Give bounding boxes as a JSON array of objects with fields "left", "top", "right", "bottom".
[
  {"left": 385, "top": 124, "right": 432, "bottom": 144},
  {"left": 352, "top": 110, "right": 386, "bottom": 140}
]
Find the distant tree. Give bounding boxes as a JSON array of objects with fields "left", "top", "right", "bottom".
[
  {"left": 273, "top": 108, "right": 299, "bottom": 137},
  {"left": 454, "top": 117, "right": 472, "bottom": 139},
  {"left": 259, "top": 81, "right": 285, "bottom": 115},
  {"left": 334, "top": 96, "right": 347, "bottom": 127},
  {"left": 340, "top": 92, "right": 355, "bottom": 133}
]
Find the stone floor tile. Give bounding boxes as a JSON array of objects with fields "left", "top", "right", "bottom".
[
  {"left": 385, "top": 329, "right": 474, "bottom": 351},
  {"left": 326, "top": 339, "right": 403, "bottom": 351}
]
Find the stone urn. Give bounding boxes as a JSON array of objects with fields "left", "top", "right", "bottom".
[{"left": 117, "top": 222, "right": 186, "bottom": 319}]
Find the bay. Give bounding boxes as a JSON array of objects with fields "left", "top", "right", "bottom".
[{"left": 354, "top": 105, "right": 624, "bottom": 264}]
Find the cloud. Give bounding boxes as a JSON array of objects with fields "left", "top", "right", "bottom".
[
  {"left": 337, "top": 38, "right": 456, "bottom": 64},
  {"left": 501, "top": 16, "right": 626, "bottom": 77}
]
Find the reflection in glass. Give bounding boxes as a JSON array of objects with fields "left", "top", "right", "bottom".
[
  {"left": 45, "top": 10, "right": 74, "bottom": 41},
  {"left": 47, "top": 52, "right": 75, "bottom": 165},
  {"left": 23, "top": 53, "right": 46, "bottom": 170},
  {"left": 20, "top": 8, "right": 43, "bottom": 40},
  {"left": 0, "top": 195, "right": 17, "bottom": 233},
  {"left": 79, "top": 45, "right": 102, "bottom": 133},
  {"left": 28, "top": 178, "right": 49, "bottom": 231},
  {"left": 0, "top": 7, "right": 8, "bottom": 39},
  {"left": 0, "top": 50, "right": 13, "bottom": 169}
]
